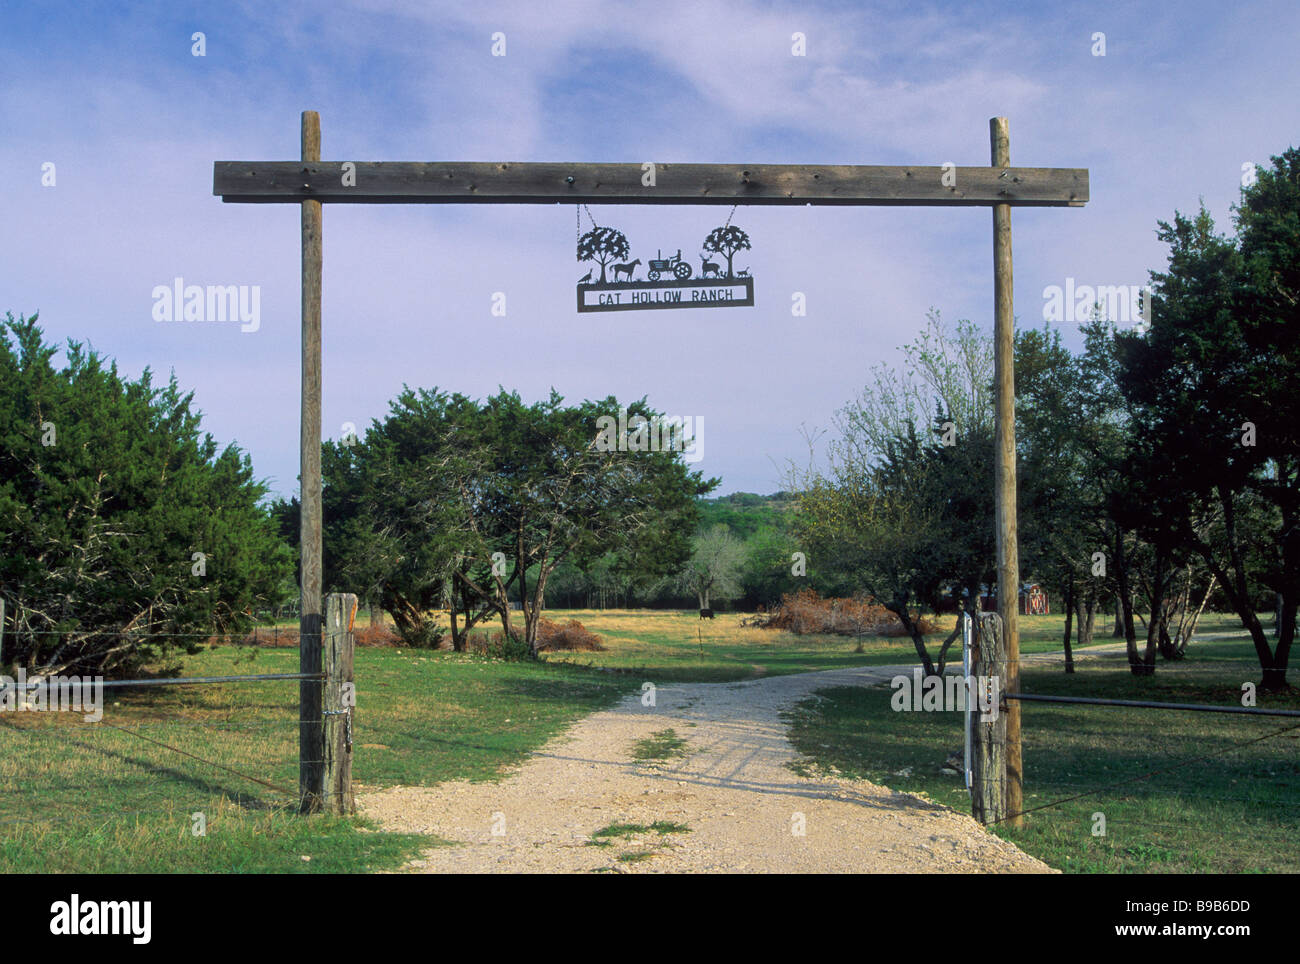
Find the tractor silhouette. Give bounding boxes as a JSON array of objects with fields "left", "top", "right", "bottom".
[{"left": 647, "top": 249, "right": 692, "bottom": 281}]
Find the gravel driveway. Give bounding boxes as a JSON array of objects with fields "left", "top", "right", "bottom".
[{"left": 360, "top": 663, "right": 1052, "bottom": 873}]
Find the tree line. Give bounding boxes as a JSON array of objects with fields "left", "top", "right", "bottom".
[
  {"left": 271, "top": 389, "right": 715, "bottom": 657},
  {"left": 0, "top": 313, "right": 289, "bottom": 676},
  {"left": 3, "top": 145, "right": 1295, "bottom": 690},
  {"left": 793, "top": 146, "right": 1300, "bottom": 691}
]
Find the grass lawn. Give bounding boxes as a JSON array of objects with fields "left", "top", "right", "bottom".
[
  {"left": 5, "top": 606, "right": 1287, "bottom": 873},
  {"left": 2, "top": 606, "right": 901, "bottom": 871},
  {"left": 527, "top": 608, "right": 1079, "bottom": 680},
  {"left": 783, "top": 626, "right": 1300, "bottom": 873},
  {"left": 0, "top": 640, "right": 635, "bottom": 872}
]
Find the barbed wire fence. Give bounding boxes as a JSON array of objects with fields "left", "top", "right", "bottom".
[
  {"left": 964, "top": 612, "right": 1300, "bottom": 861},
  {"left": 0, "top": 592, "right": 356, "bottom": 835}
]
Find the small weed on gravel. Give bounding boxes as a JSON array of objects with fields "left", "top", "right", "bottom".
[
  {"left": 631, "top": 729, "right": 688, "bottom": 762},
  {"left": 618, "top": 851, "right": 657, "bottom": 863},
  {"left": 591, "top": 821, "right": 690, "bottom": 839},
  {"left": 589, "top": 820, "right": 690, "bottom": 866}
]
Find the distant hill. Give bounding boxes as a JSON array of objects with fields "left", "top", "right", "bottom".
[{"left": 697, "top": 491, "right": 796, "bottom": 539}]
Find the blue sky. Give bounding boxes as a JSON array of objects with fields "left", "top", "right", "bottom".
[{"left": 3, "top": 0, "right": 1298, "bottom": 499}]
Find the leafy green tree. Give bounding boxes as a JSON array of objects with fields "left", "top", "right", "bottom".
[
  {"left": 1117, "top": 149, "right": 1300, "bottom": 690},
  {"left": 835, "top": 309, "right": 993, "bottom": 467},
  {"left": 796, "top": 426, "right": 949, "bottom": 673},
  {"left": 697, "top": 492, "right": 794, "bottom": 540},
  {"left": 1015, "top": 323, "right": 1128, "bottom": 669},
  {"left": 326, "top": 388, "right": 714, "bottom": 655},
  {"left": 0, "top": 313, "right": 292, "bottom": 676},
  {"left": 739, "top": 524, "right": 804, "bottom": 608},
  {"left": 794, "top": 312, "right": 997, "bottom": 675},
  {"left": 676, "top": 525, "right": 747, "bottom": 610},
  {"left": 543, "top": 556, "right": 590, "bottom": 609}
]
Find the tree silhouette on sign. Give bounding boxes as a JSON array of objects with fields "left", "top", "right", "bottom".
[
  {"left": 702, "top": 225, "right": 751, "bottom": 279},
  {"left": 577, "top": 226, "right": 630, "bottom": 284}
]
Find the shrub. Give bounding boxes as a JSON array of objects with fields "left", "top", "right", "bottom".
[
  {"left": 354, "top": 623, "right": 401, "bottom": 647},
  {"left": 535, "top": 617, "right": 606, "bottom": 652},
  {"left": 469, "top": 616, "right": 606, "bottom": 658},
  {"left": 469, "top": 629, "right": 532, "bottom": 661},
  {"left": 229, "top": 621, "right": 401, "bottom": 649},
  {"left": 762, "top": 589, "right": 937, "bottom": 636},
  {"left": 1, "top": 314, "right": 293, "bottom": 677}
]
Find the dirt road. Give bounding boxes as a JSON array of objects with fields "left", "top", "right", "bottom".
[{"left": 361, "top": 663, "right": 1053, "bottom": 873}]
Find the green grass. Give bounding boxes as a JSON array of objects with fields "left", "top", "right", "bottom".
[
  {"left": 783, "top": 628, "right": 1300, "bottom": 873},
  {"left": 531, "top": 609, "right": 1125, "bottom": 682},
  {"left": 524, "top": 609, "right": 907, "bottom": 680},
  {"left": 0, "top": 805, "right": 427, "bottom": 874},
  {"left": 591, "top": 820, "right": 691, "bottom": 838},
  {"left": 4, "top": 606, "right": 1285, "bottom": 873},
  {"left": 631, "top": 728, "right": 689, "bottom": 762},
  {"left": 0, "top": 641, "right": 636, "bottom": 873},
  {"left": 589, "top": 819, "right": 690, "bottom": 864},
  {"left": 617, "top": 851, "right": 657, "bottom": 863}
]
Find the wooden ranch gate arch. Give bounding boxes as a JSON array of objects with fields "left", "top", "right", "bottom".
[{"left": 213, "top": 111, "right": 1089, "bottom": 820}]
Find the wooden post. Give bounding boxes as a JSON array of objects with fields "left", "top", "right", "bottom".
[
  {"left": 299, "top": 110, "right": 325, "bottom": 813},
  {"left": 323, "top": 593, "right": 356, "bottom": 815},
  {"left": 990, "top": 116, "right": 1023, "bottom": 826},
  {"left": 971, "top": 612, "right": 1008, "bottom": 825},
  {"left": 0, "top": 597, "right": 6, "bottom": 667}
]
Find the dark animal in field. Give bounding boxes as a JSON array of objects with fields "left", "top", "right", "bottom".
[
  {"left": 699, "top": 256, "right": 721, "bottom": 279},
  {"left": 612, "top": 259, "right": 641, "bottom": 282},
  {"left": 578, "top": 269, "right": 593, "bottom": 284},
  {"left": 699, "top": 608, "right": 714, "bottom": 619},
  {"left": 736, "top": 266, "right": 750, "bottom": 278}
]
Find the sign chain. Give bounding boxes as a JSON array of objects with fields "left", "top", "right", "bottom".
[{"left": 577, "top": 204, "right": 600, "bottom": 252}]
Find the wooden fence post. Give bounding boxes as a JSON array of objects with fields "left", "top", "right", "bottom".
[
  {"left": 322, "top": 593, "right": 357, "bottom": 815},
  {"left": 298, "top": 108, "right": 325, "bottom": 814},
  {"left": 971, "top": 612, "right": 1008, "bottom": 825},
  {"left": 990, "top": 115, "right": 1024, "bottom": 828}
]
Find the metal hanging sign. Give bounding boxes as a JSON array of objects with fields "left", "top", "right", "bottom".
[{"left": 576, "top": 207, "right": 754, "bottom": 312}]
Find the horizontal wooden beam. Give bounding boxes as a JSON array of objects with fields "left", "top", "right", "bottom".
[{"left": 213, "top": 161, "right": 1087, "bottom": 207}]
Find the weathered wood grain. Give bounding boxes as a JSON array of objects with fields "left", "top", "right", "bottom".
[
  {"left": 990, "top": 116, "right": 1023, "bottom": 827},
  {"left": 214, "top": 161, "right": 1088, "bottom": 206},
  {"left": 322, "top": 593, "right": 356, "bottom": 816},
  {"left": 971, "top": 613, "right": 1008, "bottom": 826},
  {"left": 298, "top": 110, "right": 325, "bottom": 814}
]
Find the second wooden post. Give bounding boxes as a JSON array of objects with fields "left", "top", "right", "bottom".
[
  {"left": 971, "top": 612, "right": 1008, "bottom": 825},
  {"left": 323, "top": 593, "right": 356, "bottom": 815}
]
